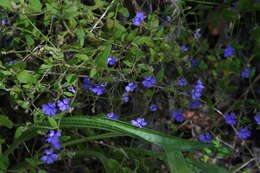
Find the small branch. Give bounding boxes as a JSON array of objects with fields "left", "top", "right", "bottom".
[{"left": 90, "top": 0, "right": 116, "bottom": 33}]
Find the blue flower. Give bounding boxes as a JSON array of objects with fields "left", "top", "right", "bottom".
[
  {"left": 57, "top": 99, "right": 71, "bottom": 112},
  {"left": 177, "top": 77, "right": 187, "bottom": 86},
  {"left": 142, "top": 75, "right": 157, "bottom": 88},
  {"left": 224, "top": 112, "right": 237, "bottom": 125},
  {"left": 193, "top": 28, "right": 201, "bottom": 39},
  {"left": 149, "top": 104, "right": 158, "bottom": 111},
  {"left": 237, "top": 127, "right": 251, "bottom": 139},
  {"left": 46, "top": 130, "right": 61, "bottom": 150},
  {"left": 181, "top": 45, "right": 189, "bottom": 51},
  {"left": 9, "top": 60, "right": 22, "bottom": 64},
  {"left": 166, "top": 16, "right": 172, "bottom": 21},
  {"left": 1, "top": 18, "right": 9, "bottom": 25},
  {"left": 106, "top": 112, "right": 119, "bottom": 120},
  {"left": 132, "top": 12, "right": 146, "bottom": 26},
  {"left": 82, "top": 78, "right": 91, "bottom": 89},
  {"left": 131, "top": 118, "right": 147, "bottom": 128},
  {"left": 42, "top": 102, "right": 57, "bottom": 116},
  {"left": 189, "top": 100, "right": 202, "bottom": 108},
  {"left": 255, "top": 113, "right": 260, "bottom": 124},
  {"left": 224, "top": 46, "right": 234, "bottom": 58},
  {"left": 40, "top": 149, "right": 58, "bottom": 164},
  {"left": 191, "top": 79, "right": 205, "bottom": 100},
  {"left": 191, "top": 59, "right": 200, "bottom": 67},
  {"left": 198, "top": 133, "right": 213, "bottom": 143},
  {"left": 107, "top": 56, "right": 117, "bottom": 65},
  {"left": 172, "top": 110, "right": 185, "bottom": 123},
  {"left": 241, "top": 68, "right": 251, "bottom": 78},
  {"left": 89, "top": 84, "right": 106, "bottom": 95},
  {"left": 122, "top": 93, "right": 129, "bottom": 103},
  {"left": 125, "top": 82, "right": 138, "bottom": 92},
  {"left": 67, "top": 86, "right": 76, "bottom": 93}
]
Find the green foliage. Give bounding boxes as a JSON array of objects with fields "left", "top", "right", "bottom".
[{"left": 0, "top": 0, "right": 259, "bottom": 172}]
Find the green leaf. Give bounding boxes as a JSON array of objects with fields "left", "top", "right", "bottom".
[
  {"left": 17, "top": 70, "right": 36, "bottom": 84},
  {"left": 164, "top": 148, "right": 191, "bottom": 173},
  {"left": 5, "top": 117, "right": 214, "bottom": 173},
  {"left": 187, "top": 159, "right": 230, "bottom": 173},
  {"left": 28, "top": 0, "right": 42, "bottom": 13},
  {"left": 239, "top": 0, "right": 253, "bottom": 10},
  {"left": 75, "top": 28, "right": 85, "bottom": 47},
  {"left": 74, "top": 150, "right": 120, "bottom": 173},
  {"left": 119, "top": 7, "right": 129, "bottom": 17},
  {"left": 0, "top": 154, "right": 9, "bottom": 170},
  {"left": 0, "top": 115, "right": 13, "bottom": 129},
  {"left": 95, "top": 43, "right": 112, "bottom": 67},
  {"left": 156, "top": 69, "right": 165, "bottom": 82},
  {"left": 0, "top": 0, "right": 18, "bottom": 9},
  {"left": 47, "top": 117, "right": 58, "bottom": 129}
]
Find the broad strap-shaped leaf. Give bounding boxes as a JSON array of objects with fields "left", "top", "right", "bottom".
[{"left": 59, "top": 117, "right": 212, "bottom": 151}]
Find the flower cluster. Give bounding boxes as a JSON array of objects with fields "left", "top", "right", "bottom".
[
  {"left": 40, "top": 130, "right": 61, "bottom": 164},
  {"left": 131, "top": 118, "right": 147, "bottom": 128},
  {"left": 172, "top": 110, "right": 185, "bottom": 123},
  {"left": 198, "top": 133, "right": 213, "bottom": 143},
  {"left": 224, "top": 46, "right": 234, "bottom": 58},
  {"left": 46, "top": 130, "right": 61, "bottom": 150},
  {"left": 132, "top": 12, "right": 146, "bottom": 26},
  {"left": 142, "top": 75, "right": 157, "bottom": 88},
  {"left": 191, "top": 79, "right": 204, "bottom": 100},
  {"left": 224, "top": 112, "right": 237, "bottom": 125},
  {"left": 241, "top": 68, "right": 251, "bottom": 78},
  {"left": 106, "top": 112, "right": 119, "bottom": 120},
  {"left": 42, "top": 99, "right": 71, "bottom": 116}
]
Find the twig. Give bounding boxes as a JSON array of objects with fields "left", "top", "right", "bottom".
[
  {"left": 232, "top": 158, "right": 256, "bottom": 173},
  {"left": 90, "top": 0, "right": 116, "bottom": 33}
]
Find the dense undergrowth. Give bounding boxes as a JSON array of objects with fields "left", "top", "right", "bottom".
[{"left": 1, "top": 0, "right": 260, "bottom": 172}]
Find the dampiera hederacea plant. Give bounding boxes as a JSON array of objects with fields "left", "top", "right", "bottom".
[
  {"left": 142, "top": 75, "right": 157, "bottom": 88},
  {"left": 172, "top": 110, "right": 185, "bottom": 123},
  {"left": 177, "top": 77, "right": 187, "bottom": 86},
  {"left": 107, "top": 56, "right": 117, "bottom": 65},
  {"left": 191, "top": 79, "right": 205, "bottom": 100},
  {"left": 149, "top": 104, "right": 158, "bottom": 111},
  {"left": 132, "top": 12, "right": 146, "bottom": 26},
  {"left": 40, "top": 149, "right": 58, "bottom": 164},
  {"left": 241, "top": 68, "right": 252, "bottom": 78},
  {"left": 224, "top": 112, "right": 237, "bottom": 125},
  {"left": 224, "top": 46, "right": 234, "bottom": 58},
  {"left": 46, "top": 130, "right": 61, "bottom": 150},
  {"left": 82, "top": 77, "right": 91, "bottom": 89},
  {"left": 89, "top": 84, "right": 106, "bottom": 95},
  {"left": 106, "top": 112, "right": 119, "bottom": 120},
  {"left": 57, "top": 98, "right": 71, "bottom": 112},
  {"left": 125, "top": 82, "right": 138, "bottom": 92},
  {"left": 131, "top": 118, "right": 147, "bottom": 128},
  {"left": 198, "top": 133, "right": 213, "bottom": 143},
  {"left": 237, "top": 127, "right": 251, "bottom": 139},
  {"left": 42, "top": 102, "right": 57, "bottom": 116},
  {"left": 181, "top": 45, "right": 189, "bottom": 51},
  {"left": 255, "top": 113, "right": 260, "bottom": 124}
]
